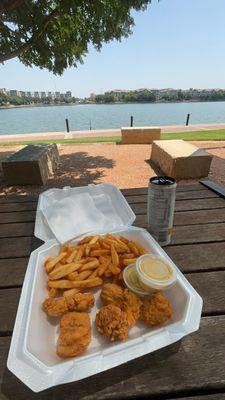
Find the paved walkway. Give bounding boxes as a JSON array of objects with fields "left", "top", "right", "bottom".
[{"left": 1, "top": 123, "right": 225, "bottom": 143}]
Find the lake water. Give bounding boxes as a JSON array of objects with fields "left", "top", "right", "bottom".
[{"left": 1, "top": 101, "right": 225, "bottom": 135}]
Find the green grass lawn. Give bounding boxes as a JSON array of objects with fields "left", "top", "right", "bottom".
[{"left": 1, "top": 129, "right": 225, "bottom": 146}]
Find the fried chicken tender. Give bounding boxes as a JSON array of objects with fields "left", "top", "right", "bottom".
[
  {"left": 95, "top": 304, "right": 129, "bottom": 341},
  {"left": 100, "top": 283, "right": 142, "bottom": 326},
  {"left": 57, "top": 312, "right": 91, "bottom": 358},
  {"left": 43, "top": 292, "right": 94, "bottom": 317},
  {"left": 140, "top": 291, "right": 172, "bottom": 326},
  {"left": 100, "top": 283, "right": 124, "bottom": 306}
]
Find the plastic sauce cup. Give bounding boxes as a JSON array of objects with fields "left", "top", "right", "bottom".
[
  {"left": 136, "top": 254, "right": 177, "bottom": 293},
  {"left": 123, "top": 264, "right": 149, "bottom": 296}
]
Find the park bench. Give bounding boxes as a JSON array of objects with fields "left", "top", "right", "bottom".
[
  {"left": 121, "top": 126, "right": 161, "bottom": 144},
  {"left": 2, "top": 143, "right": 60, "bottom": 185},
  {"left": 150, "top": 139, "right": 213, "bottom": 179}
]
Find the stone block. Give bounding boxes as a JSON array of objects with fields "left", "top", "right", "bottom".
[
  {"left": 2, "top": 143, "right": 60, "bottom": 185},
  {"left": 150, "top": 140, "right": 213, "bottom": 179},
  {"left": 121, "top": 127, "right": 161, "bottom": 144}
]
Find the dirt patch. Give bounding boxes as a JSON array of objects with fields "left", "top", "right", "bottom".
[{"left": 0, "top": 141, "right": 225, "bottom": 197}]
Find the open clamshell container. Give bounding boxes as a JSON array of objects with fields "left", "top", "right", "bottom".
[{"left": 7, "top": 183, "right": 203, "bottom": 392}]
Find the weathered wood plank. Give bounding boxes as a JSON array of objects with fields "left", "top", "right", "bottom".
[
  {"left": 1, "top": 271, "right": 224, "bottom": 335},
  {"left": 0, "top": 288, "right": 21, "bottom": 334},
  {"left": 0, "top": 258, "right": 28, "bottom": 288},
  {"left": 131, "top": 198, "right": 225, "bottom": 215},
  {"left": 187, "top": 271, "right": 225, "bottom": 316},
  {"left": 0, "top": 202, "right": 37, "bottom": 213},
  {"left": 0, "top": 237, "right": 42, "bottom": 259},
  {"left": 171, "top": 223, "right": 225, "bottom": 245},
  {"left": 0, "top": 195, "right": 37, "bottom": 204},
  {"left": 0, "top": 211, "right": 36, "bottom": 224},
  {"left": 165, "top": 242, "right": 225, "bottom": 272},
  {"left": 122, "top": 183, "right": 208, "bottom": 196},
  {"left": 0, "top": 222, "right": 34, "bottom": 238},
  {"left": 135, "top": 208, "right": 225, "bottom": 228},
  {"left": 126, "top": 190, "right": 218, "bottom": 205},
  {"left": 1, "top": 316, "right": 225, "bottom": 399}
]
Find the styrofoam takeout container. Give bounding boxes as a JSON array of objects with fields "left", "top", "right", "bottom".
[{"left": 7, "top": 183, "right": 203, "bottom": 392}]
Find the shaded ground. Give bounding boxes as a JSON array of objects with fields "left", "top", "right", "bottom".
[{"left": 0, "top": 141, "right": 225, "bottom": 197}]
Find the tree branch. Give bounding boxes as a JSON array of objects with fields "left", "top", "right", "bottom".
[
  {"left": 0, "top": 8, "right": 60, "bottom": 63},
  {"left": 0, "top": 0, "right": 26, "bottom": 13}
]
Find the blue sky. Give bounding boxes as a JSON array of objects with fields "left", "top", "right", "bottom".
[{"left": 0, "top": 0, "right": 225, "bottom": 97}]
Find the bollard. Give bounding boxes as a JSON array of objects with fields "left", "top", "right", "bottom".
[
  {"left": 90, "top": 120, "right": 92, "bottom": 130},
  {"left": 130, "top": 115, "right": 133, "bottom": 127},
  {"left": 65, "top": 118, "right": 70, "bottom": 132},
  {"left": 186, "top": 113, "right": 190, "bottom": 126}
]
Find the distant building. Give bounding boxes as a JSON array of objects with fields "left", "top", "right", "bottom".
[
  {"left": 55, "top": 91, "right": 60, "bottom": 99},
  {"left": 65, "top": 91, "right": 72, "bottom": 99},
  {"left": 90, "top": 93, "right": 95, "bottom": 101},
  {"left": 9, "top": 90, "right": 21, "bottom": 97},
  {"left": 19, "top": 91, "right": 26, "bottom": 97},
  {"left": 0, "top": 88, "right": 7, "bottom": 95},
  {"left": 60, "top": 93, "right": 65, "bottom": 100},
  {"left": 26, "top": 91, "right": 32, "bottom": 97},
  {"left": 34, "top": 92, "right": 40, "bottom": 98},
  {"left": 40, "top": 92, "right": 46, "bottom": 99},
  {"left": 47, "top": 91, "right": 54, "bottom": 99}
]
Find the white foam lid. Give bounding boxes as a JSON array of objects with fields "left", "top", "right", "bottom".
[{"left": 35, "top": 183, "right": 136, "bottom": 243}]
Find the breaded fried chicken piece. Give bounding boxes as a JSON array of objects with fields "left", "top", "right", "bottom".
[
  {"left": 57, "top": 312, "right": 91, "bottom": 358},
  {"left": 43, "top": 292, "right": 94, "bottom": 317},
  {"left": 140, "top": 291, "right": 172, "bottom": 326},
  {"left": 100, "top": 283, "right": 142, "bottom": 327},
  {"left": 95, "top": 304, "right": 129, "bottom": 341},
  {"left": 100, "top": 283, "right": 124, "bottom": 307},
  {"left": 122, "top": 289, "right": 142, "bottom": 327}
]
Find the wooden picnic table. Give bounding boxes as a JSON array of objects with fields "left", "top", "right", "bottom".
[{"left": 0, "top": 182, "right": 225, "bottom": 400}]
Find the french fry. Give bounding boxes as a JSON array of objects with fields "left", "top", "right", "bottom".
[
  {"left": 128, "top": 241, "right": 139, "bottom": 256},
  {"left": 120, "top": 253, "right": 136, "bottom": 259},
  {"left": 119, "top": 236, "right": 130, "bottom": 245},
  {"left": 99, "top": 239, "right": 111, "bottom": 250},
  {"left": 104, "top": 270, "right": 112, "bottom": 278},
  {"left": 74, "top": 245, "right": 84, "bottom": 262},
  {"left": 66, "top": 248, "right": 78, "bottom": 263},
  {"left": 108, "top": 263, "right": 121, "bottom": 275},
  {"left": 45, "top": 252, "right": 67, "bottom": 273},
  {"left": 78, "top": 236, "right": 94, "bottom": 245},
  {"left": 76, "top": 270, "right": 93, "bottom": 280},
  {"left": 48, "top": 262, "right": 81, "bottom": 280},
  {"left": 67, "top": 271, "right": 79, "bottom": 280},
  {"left": 89, "top": 268, "right": 98, "bottom": 278},
  {"left": 63, "top": 288, "right": 82, "bottom": 297},
  {"left": 123, "top": 258, "right": 137, "bottom": 266},
  {"left": 135, "top": 243, "right": 149, "bottom": 255},
  {"left": 89, "top": 235, "right": 100, "bottom": 245},
  {"left": 98, "top": 257, "right": 111, "bottom": 276},
  {"left": 90, "top": 249, "right": 110, "bottom": 257},
  {"left": 80, "top": 259, "right": 99, "bottom": 271},
  {"left": 48, "top": 277, "right": 103, "bottom": 289},
  {"left": 111, "top": 244, "right": 119, "bottom": 267},
  {"left": 48, "top": 288, "right": 58, "bottom": 297}
]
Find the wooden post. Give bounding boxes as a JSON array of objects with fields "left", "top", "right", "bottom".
[
  {"left": 65, "top": 118, "right": 70, "bottom": 132},
  {"left": 90, "top": 120, "right": 92, "bottom": 130},
  {"left": 130, "top": 115, "right": 133, "bottom": 127},
  {"left": 186, "top": 113, "right": 190, "bottom": 126}
]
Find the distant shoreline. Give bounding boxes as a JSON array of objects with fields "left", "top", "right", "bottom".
[{"left": 2, "top": 98, "right": 225, "bottom": 110}]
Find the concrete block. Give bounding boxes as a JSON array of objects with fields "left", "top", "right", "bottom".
[
  {"left": 2, "top": 144, "right": 60, "bottom": 185},
  {"left": 150, "top": 140, "right": 213, "bottom": 179},
  {"left": 121, "top": 127, "right": 161, "bottom": 144}
]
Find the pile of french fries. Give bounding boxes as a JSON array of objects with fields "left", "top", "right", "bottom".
[{"left": 44, "top": 233, "right": 148, "bottom": 298}]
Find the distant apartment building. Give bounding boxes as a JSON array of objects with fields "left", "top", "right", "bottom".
[
  {"left": 0, "top": 88, "right": 7, "bottom": 95},
  {"left": 60, "top": 93, "right": 65, "bottom": 100},
  {"left": 26, "top": 91, "right": 32, "bottom": 97},
  {"left": 34, "top": 92, "right": 40, "bottom": 98},
  {"left": 40, "top": 92, "right": 46, "bottom": 99},
  {"left": 65, "top": 91, "right": 72, "bottom": 99},
  {"left": 47, "top": 91, "right": 54, "bottom": 99},
  {"left": 90, "top": 93, "right": 95, "bottom": 101},
  {"left": 9, "top": 89, "right": 21, "bottom": 97}
]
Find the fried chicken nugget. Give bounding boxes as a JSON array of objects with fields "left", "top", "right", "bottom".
[
  {"left": 100, "top": 283, "right": 124, "bottom": 307},
  {"left": 100, "top": 283, "right": 142, "bottom": 327},
  {"left": 95, "top": 304, "right": 129, "bottom": 341},
  {"left": 57, "top": 312, "right": 91, "bottom": 358},
  {"left": 140, "top": 291, "right": 172, "bottom": 326},
  {"left": 43, "top": 292, "right": 95, "bottom": 317}
]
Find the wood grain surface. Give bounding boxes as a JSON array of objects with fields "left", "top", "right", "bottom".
[{"left": 0, "top": 182, "right": 225, "bottom": 399}]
